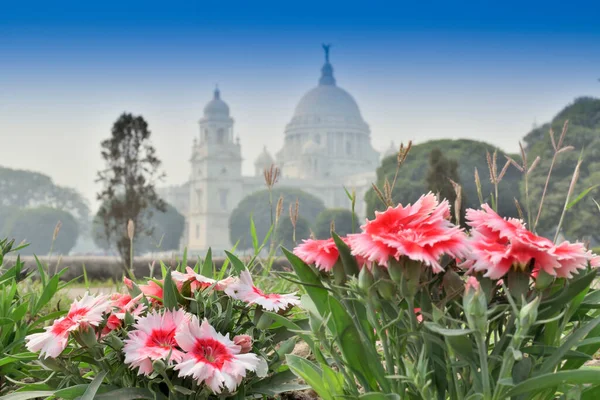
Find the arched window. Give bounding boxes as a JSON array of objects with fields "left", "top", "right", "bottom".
[
  {"left": 195, "top": 224, "right": 200, "bottom": 239},
  {"left": 196, "top": 189, "right": 203, "bottom": 209},
  {"left": 346, "top": 141, "right": 352, "bottom": 155},
  {"left": 217, "top": 128, "right": 225, "bottom": 144},
  {"left": 219, "top": 189, "right": 229, "bottom": 210}
]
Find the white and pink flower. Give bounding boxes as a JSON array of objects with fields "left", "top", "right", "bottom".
[
  {"left": 103, "top": 293, "right": 146, "bottom": 334},
  {"left": 26, "top": 293, "right": 110, "bottom": 358},
  {"left": 174, "top": 317, "right": 261, "bottom": 393},
  {"left": 225, "top": 270, "right": 300, "bottom": 312},
  {"left": 123, "top": 309, "right": 188, "bottom": 375},
  {"left": 172, "top": 267, "right": 237, "bottom": 292}
]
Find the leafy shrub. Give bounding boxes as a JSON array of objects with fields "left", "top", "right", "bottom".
[
  {"left": 229, "top": 187, "right": 326, "bottom": 250},
  {"left": 313, "top": 208, "right": 358, "bottom": 239},
  {"left": 3, "top": 207, "right": 79, "bottom": 255},
  {"left": 276, "top": 215, "right": 310, "bottom": 250},
  {"left": 366, "top": 139, "right": 521, "bottom": 220},
  {"left": 93, "top": 202, "right": 185, "bottom": 254}
]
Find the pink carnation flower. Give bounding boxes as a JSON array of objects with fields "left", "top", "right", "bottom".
[
  {"left": 103, "top": 293, "right": 145, "bottom": 334},
  {"left": 26, "top": 293, "right": 110, "bottom": 358},
  {"left": 465, "top": 204, "right": 599, "bottom": 279},
  {"left": 174, "top": 317, "right": 261, "bottom": 393},
  {"left": 139, "top": 280, "right": 164, "bottom": 304},
  {"left": 225, "top": 270, "right": 300, "bottom": 312},
  {"left": 348, "top": 193, "right": 468, "bottom": 272},
  {"left": 293, "top": 237, "right": 369, "bottom": 271},
  {"left": 172, "top": 267, "right": 237, "bottom": 291},
  {"left": 123, "top": 309, "right": 188, "bottom": 375}
]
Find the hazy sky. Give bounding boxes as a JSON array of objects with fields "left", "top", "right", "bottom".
[{"left": 2, "top": 0, "right": 600, "bottom": 210}]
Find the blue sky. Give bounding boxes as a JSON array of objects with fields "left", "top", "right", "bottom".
[{"left": 2, "top": 0, "right": 600, "bottom": 208}]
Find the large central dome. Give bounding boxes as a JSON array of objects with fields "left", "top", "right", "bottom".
[
  {"left": 290, "top": 48, "right": 364, "bottom": 122},
  {"left": 293, "top": 85, "right": 362, "bottom": 119}
]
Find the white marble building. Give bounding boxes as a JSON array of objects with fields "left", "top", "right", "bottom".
[{"left": 160, "top": 47, "right": 386, "bottom": 253}]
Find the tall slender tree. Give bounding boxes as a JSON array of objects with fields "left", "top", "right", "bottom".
[
  {"left": 96, "top": 113, "right": 165, "bottom": 274},
  {"left": 426, "top": 148, "right": 464, "bottom": 225}
]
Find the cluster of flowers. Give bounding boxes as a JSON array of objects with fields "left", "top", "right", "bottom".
[
  {"left": 294, "top": 193, "right": 599, "bottom": 280},
  {"left": 26, "top": 268, "right": 300, "bottom": 393}
]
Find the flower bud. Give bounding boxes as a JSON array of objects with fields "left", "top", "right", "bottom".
[
  {"left": 75, "top": 326, "right": 98, "bottom": 349},
  {"left": 518, "top": 296, "right": 540, "bottom": 330},
  {"left": 358, "top": 266, "right": 374, "bottom": 294},
  {"left": 463, "top": 277, "right": 487, "bottom": 335},
  {"left": 152, "top": 359, "right": 167, "bottom": 374},
  {"left": 535, "top": 269, "right": 554, "bottom": 291},
  {"left": 399, "top": 258, "right": 421, "bottom": 299},
  {"left": 123, "top": 277, "right": 133, "bottom": 289},
  {"left": 233, "top": 334, "right": 253, "bottom": 354},
  {"left": 257, "top": 313, "right": 274, "bottom": 330},
  {"left": 332, "top": 261, "right": 346, "bottom": 286},
  {"left": 388, "top": 259, "right": 404, "bottom": 284},
  {"left": 377, "top": 279, "right": 396, "bottom": 300}
]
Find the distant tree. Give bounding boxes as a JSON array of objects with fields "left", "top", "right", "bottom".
[
  {"left": 0, "top": 166, "right": 90, "bottom": 231},
  {"left": 425, "top": 148, "right": 464, "bottom": 224},
  {"left": 3, "top": 207, "right": 78, "bottom": 255},
  {"left": 92, "top": 201, "right": 184, "bottom": 254},
  {"left": 524, "top": 97, "right": 600, "bottom": 242},
  {"left": 313, "top": 208, "right": 359, "bottom": 239},
  {"left": 365, "top": 139, "right": 521, "bottom": 220},
  {"left": 229, "top": 188, "right": 326, "bottom": 250},
  {"left": 276, "top": 215, "right": 311, "bottom": 251},
  {"left": 96, "top": 113, "right": 165, "bottom": 273}
]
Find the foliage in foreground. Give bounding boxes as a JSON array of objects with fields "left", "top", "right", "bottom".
[
  {"left": 2, "top": 249, "right": 308, "bottom": 399},
  {"left": 287, "top": 189, "right": 600, "bottom": 399},
  {"left": 0, "top": 239, "right": 71, "bottom": 394}
]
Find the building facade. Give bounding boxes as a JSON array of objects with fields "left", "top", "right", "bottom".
[{"left": 162, "top": 47, "right": 386, "bottom": 253}]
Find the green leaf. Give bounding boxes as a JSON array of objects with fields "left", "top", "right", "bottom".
[
  {"left": 521, "top": 345, "right": 591, "bottom": 360},
  {"left": 224, "top": 251, "right": 246, "bottom": 275},
  {"left": 33, "top": 273, "right": 60, "bottom": 315},
  {"left": 332, "top": 232, "right": 359, "bottom": 276},
  {"left": 286, "top": 355, "right": 333, "bottom": 400},
  {"left": 0, "top": 353, "right": 38, "bottom": 368},
  {"left": 93, "top": 388, "right": 157, "bottom": 400},
  {"left": 162, "top": 269, "right": 179, "bottom": 310},
  {"left": 424, "top": 322, "right": 474, "bottom": 336},
  {"left": 566, "top": 185, "right": 599, "bottom": 210},
  {"left": 81, "top": 371, "right": 107, "bottom": 400},
  {"left": 539, "top": 315, "right": 600, "bottom": 373},
  {"left": 0, "top": 392, "right": 55, "bottom": 400},
  {"left": 328, "top": 295, "right": 388, "bottom": 392},
  {"left": 250, "top": 216, "right": 259, "bottom": 253},
  {"left": 201, "top": 248, "right": 213, "bottom": 278},
  {"left": 81, "top": 264, "right": 89, "bottom": 289},
  {"left": 180, "top": 247, "right": 188, "bottom": 273},
  {"left": 249, "top": 369, "right": 310, "bottom": 396},
  {"left": 539, "top": 269, "right": 597, "bottom": 319},
  {"left": 359, "top": 394, "right": 401, "bottom": 400},
  {"left": 282, "top": 248, "right": 330, "bottom": 318},
  {"left": 506, "top": 370, "right": 600, "bottom": 397},
  {"left": 263, "top": 312, "right": 315, "bottom": 348}
]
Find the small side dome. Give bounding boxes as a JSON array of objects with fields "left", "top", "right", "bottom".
[
  {"left": 203, "top": 87, "right": 230, "bottom": 117},
  {"left": 382, "top": 141, "right": 398, "bottom": 160},
  {"left": 254, "top": 146, "right": 274, "bottom": 167}
]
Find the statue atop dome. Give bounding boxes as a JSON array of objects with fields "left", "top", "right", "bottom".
[{"left": 322, "top": 43, "right": 332, "bottom": 63}]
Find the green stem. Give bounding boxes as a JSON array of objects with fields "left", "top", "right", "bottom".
[{"left": 476, "top": 334, "right": 492, "bottom": 400}]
